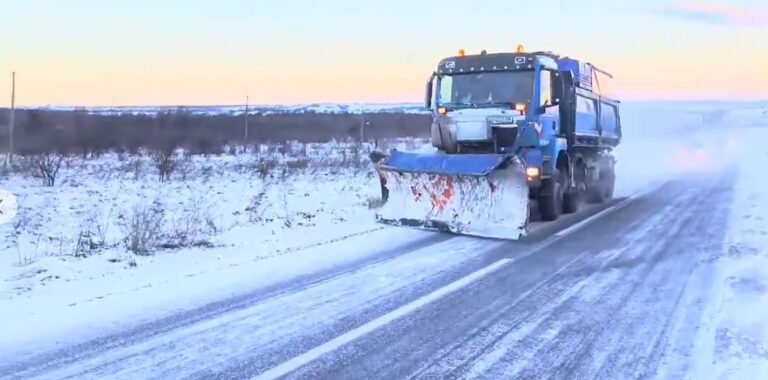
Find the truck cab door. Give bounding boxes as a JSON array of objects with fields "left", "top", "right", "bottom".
[{"left": 538, "top": 69, "right": 561, "bottom": 138}]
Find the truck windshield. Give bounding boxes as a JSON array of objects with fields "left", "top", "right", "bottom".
[{"left": 437, "top": 71, "right": 534, "bottom": 108}]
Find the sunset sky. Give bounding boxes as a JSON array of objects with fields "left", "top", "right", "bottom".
[{"left": 1, "top": 0, "right": 767, "bottom": 106}]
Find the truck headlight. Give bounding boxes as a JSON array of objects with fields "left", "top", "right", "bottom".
[{"left": 525, "top": 167, "right": 541, "bottom": 178}]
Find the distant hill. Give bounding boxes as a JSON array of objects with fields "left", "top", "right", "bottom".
[{"left": 21, "top": 103, "right": 429, "bottom": 116}]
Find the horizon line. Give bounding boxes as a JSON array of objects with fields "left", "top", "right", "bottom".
[{"left": 5, "top": 99, "right": 768, "bottom": 109}]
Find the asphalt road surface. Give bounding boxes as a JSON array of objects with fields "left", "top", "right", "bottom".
[{"left": 0, "top": 171, "right": 734, "bottom": 380}]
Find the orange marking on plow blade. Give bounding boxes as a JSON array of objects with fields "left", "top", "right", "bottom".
[
  {"left": 411, "top": 184, "right": 422, "bottom": 202},
  {"left": 425, "top": 175, "right": 454, "bottom": 213}
]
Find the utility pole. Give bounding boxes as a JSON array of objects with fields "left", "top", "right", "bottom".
[
  {"left": 7, "top": 72, "right": 15, "bottom": 165},
  {"left": 359, "top": 103, "right": 365, "bottom": 143},
  {"left": 244, "top": 95, "right": 249, "bottom": 143}
]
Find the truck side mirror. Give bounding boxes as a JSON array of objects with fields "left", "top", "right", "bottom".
[
  {"left": 425, "top": 73, "right": 436, "bottom": 110},
  {"left": 551, "top": 71, "right": 563, "bottom": 106}
]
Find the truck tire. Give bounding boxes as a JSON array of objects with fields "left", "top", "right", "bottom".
[
  {"left": 562, "top": 162, "right": 585, "bottom": 214},
  {"left": 587, "top": 166, "right": 615, "bottom": 203},
  {"left": 604, "top": 168, "right": 615, "bottom": 199},
  {"left": 538, "top": 169, "right": 564, "bottom": 221}
]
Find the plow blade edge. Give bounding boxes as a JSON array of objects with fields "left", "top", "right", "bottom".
[{"left": 374, "top": 151, "right": 530, "bottom": 240}]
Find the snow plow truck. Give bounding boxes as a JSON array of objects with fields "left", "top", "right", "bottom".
[{"left": 371, "top": 46, "right": 622, "bottom": 240}]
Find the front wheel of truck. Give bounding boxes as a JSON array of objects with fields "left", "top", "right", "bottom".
[
  {"left": 563, "top": 161, "right": 586, "bottom": 214},
  {"left": 538, "top": 169, "right": 564, "bottom": 221}
]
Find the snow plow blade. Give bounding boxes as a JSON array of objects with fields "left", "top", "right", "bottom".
[{"left": 372, "top": 151, "right": 530, "bottom": 240}]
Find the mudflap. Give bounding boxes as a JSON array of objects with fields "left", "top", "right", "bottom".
[{"left": 372, "top": 152, "right": 530, "bottom": 240}]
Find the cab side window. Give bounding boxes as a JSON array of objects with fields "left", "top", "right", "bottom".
[
  {"left": 438, "top": 76, "right": 453, "bottom": 104},
  {"left": 540, "top": 70, "right": 552, "bottom": 107}
]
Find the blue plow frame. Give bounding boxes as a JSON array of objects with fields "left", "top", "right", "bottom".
[{"left": 378, "top": 151, "right": 512, "bottom": 176}]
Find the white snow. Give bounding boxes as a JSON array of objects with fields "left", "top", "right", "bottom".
[
  {"left": 1, "top": 101, "right": 767, "bottom": 375},
  {"left": 8, "top": 236, "right": 502, "bottom": 378},
  {"left": 254, "top": 256, "right": 511, "bottom": 380},
  {"left": 613, "top": 102, "right": 758, "bottom": 196},
  {"left": 684, "top": 126, "right": 768, "bottom": 380},
  {"left": 0, "top": 139, "right": 437, "bottom": 359}
]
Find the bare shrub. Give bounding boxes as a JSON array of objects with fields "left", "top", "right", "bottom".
[
  {"left": 256, "top": 157, "right": 278, "bottom": 179},
  {"left": 84, "top": 208, "right": 111, "bottom": 249},
  {"left": 114, "top": 154, "right": 144, "bottom": 181},
  {"left": 151, "top": 149, "right": 177, "bottom": 182},
  {"left": 11, "top": 214, "right": 38, "bottom": 266},
  {"left": 285, "top": 158, "right": 310, "bottom": 171},
  {"left": 205, "top": 215, "right": 220, "bottom": 235},
  {"left": 131, "top": 156, "right": 144, "bottom": 180},
  {"left": 246, "top": 185, "right": 270, "bottom": 223},
  {"left": 124, "top": 205, "right": 165, "bottom": 255},
  {"left": 31, "top": 152, "right": 64, "bottom": 186},
  {"left": 175, "top": 154, "right": 195, "bottom": 181},
  {"left": 278, "top": 169, "right": 294, "bottom": 228},
  {"left": 165, "top": 209, "right": 204, "bottom": 248},
  {"left": 346, "top": 144, "right": 365, "bottom": 169},
  {"left": 72, "top": 230, "right": 99, "bottom": 258}
]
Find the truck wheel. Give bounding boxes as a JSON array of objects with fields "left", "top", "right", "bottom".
[
  {"left": 603, "top": 168, "right": 615, "bottom": 200},
  {"left": 562, "top": 163, "right": 585, "bottom": 214},
  {"left": 587, "top": 166, "right": 615, "bottom": 203},
  {"left": 538, "top": 170, "right": 564, "bottom": 221}
]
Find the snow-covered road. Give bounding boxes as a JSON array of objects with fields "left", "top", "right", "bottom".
[
  {"left": 1, "top": 118, "right": 767, "bottom": 379},
  {"left": 0, "top": 166, "right": 746, "bottom": 379}
]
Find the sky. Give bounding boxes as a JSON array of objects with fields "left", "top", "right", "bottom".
[{"left": 1, "top": 0, "right": 767, "bottom": 106}]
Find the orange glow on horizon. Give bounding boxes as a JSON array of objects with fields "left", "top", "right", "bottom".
[{"left": 2, "top": 42, "right": 767, "bottom": 106}]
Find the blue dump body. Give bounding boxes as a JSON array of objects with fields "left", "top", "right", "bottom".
[{"left": 556, "top": 58, "right": 594, "bottom": 91}]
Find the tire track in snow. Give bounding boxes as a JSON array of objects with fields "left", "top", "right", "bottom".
[
  {"left": 408, "top": 188, "right": 691, "bottom": 379},
  {"left": 281, "top": 183, "right": 680, "bottom": 379},
  {"left": 0, "top": 229, "right": 454, "bottom": 379},
  {"left": 501, "top": 178, "right": 730, "bottom": 379},
  {"left": 6, "top": 236, "right": 500, "bottom": 379},
  {"left": 490, "top": 184, "right": 708, "bottom": 379},
  {"left": 578, "top": 178, "right": 731, "bottom": 379}
]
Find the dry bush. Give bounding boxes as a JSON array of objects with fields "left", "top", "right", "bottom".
[
  {"left": 72, "top": 230, "right": 99, "bottom": 258},
  {"left": 278, "top": 169, "right": 294, "bottom": 228},
  {"left": 164, "top": 207, "right": 215, "bottom": 249},
  {"left": 285, "top": 158, "right": 310, "bottom": 171},
  {"left": 84, "top": 208, "right": 111, "bottom": 249},
  {"left": 71, "top": 217, "right": 105, "bottom": 258},
  {"left": 246, "top": 185, "right": 270, "bottom": 223},
  {"left": 175, "top": 154, "right": 195, "bottom": 181},
  {"left": 31, "top": 152, "right": 65, "bottom": 186},
  {"left": 124, "top": 205, "right": 165, "bottom": 255},
  {"left": 256, "top": 157, "right": 278, "bottom": 179},
  {"left": 151, "top": 149, "right": 177, "bottom": 182},
  {"left": 344, "top": 144, "right": 367, "bottom": 169}
]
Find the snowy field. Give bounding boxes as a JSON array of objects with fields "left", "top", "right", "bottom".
[
  {"left": 0, "top": 137, "right": 432, "bottom": 356},
  {"left": 684, "top": 125, "right": 768, "bottom": 379},
  {"left": 1, "top": 101, "right": 767, "bottom": 369}
]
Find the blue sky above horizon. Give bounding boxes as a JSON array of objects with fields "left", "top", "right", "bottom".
[{"left": 1, "top": 0, "right": 767, "bottom": 106}]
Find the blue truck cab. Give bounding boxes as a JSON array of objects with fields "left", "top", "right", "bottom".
[{"left": 424, "top": 47, "right": 622, "bottom": 220}]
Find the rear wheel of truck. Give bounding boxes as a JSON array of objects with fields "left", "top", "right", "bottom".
[
  {"left": 603, "top": 167, "right": 615, "bottom": 199},
  {"left": 588, "top": 166, "right": 615, "bottom": 203},
  {"left": 538, "top": 169, "right": 564, "bottom": 221}
]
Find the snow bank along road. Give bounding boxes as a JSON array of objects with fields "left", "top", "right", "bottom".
[{"left": 0, "top": 169, "right": 738, "bottom": 379}]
